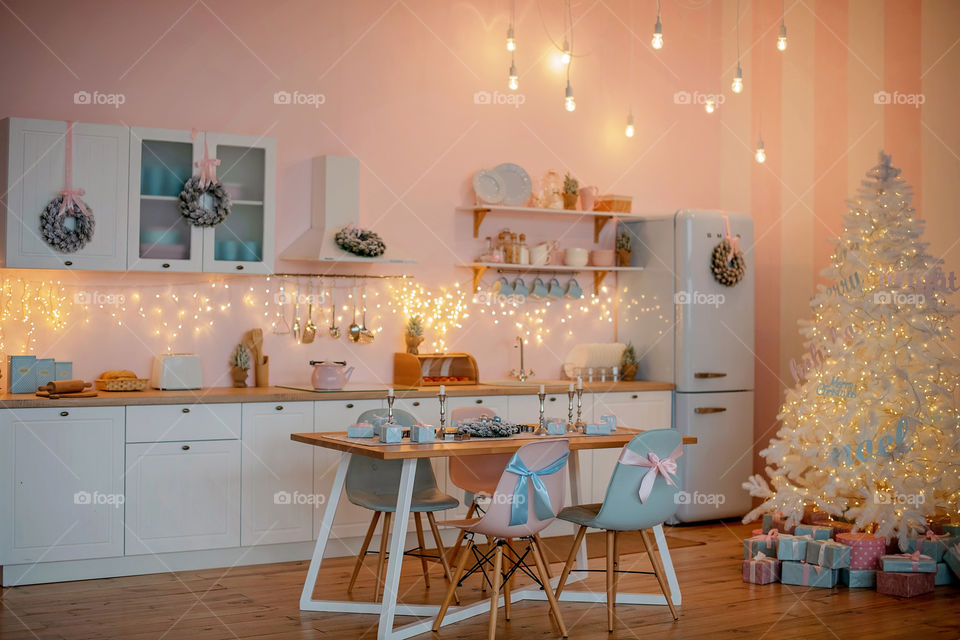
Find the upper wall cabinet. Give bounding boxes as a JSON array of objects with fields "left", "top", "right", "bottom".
[{"left": 1, "top": 118, "right": 129, "bottom": 270}]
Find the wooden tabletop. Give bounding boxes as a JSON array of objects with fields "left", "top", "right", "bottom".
[{"left": 290, "top": 428, "right": 697, "bottom": 460}]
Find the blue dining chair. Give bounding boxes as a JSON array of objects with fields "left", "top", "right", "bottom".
[
  {"left": 345, "top": 409, "right": 460, "bottom": 602},
  {"left": 553, "top": 429, "right": 683, "bottom": 630}
]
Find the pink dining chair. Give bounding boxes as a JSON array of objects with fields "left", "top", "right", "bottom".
[{"left": 433, "top": 439, "right": 570, "bottom": 639}]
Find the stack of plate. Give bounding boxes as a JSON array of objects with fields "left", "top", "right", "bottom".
[{"left": 472, "top": 163, "right": 532, "bottom": 206}]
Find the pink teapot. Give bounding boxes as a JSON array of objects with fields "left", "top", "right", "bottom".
[{"left": 310, "top": 360, "right": 355, "bottom": 390}]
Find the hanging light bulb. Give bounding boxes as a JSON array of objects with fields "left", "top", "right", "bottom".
[
  {"left": 777, "top": 23, "right": 788, "bottom": 51},
  {"left": 506, "top": 25, "right": 516, "bottom": 52},
  {"left": 508, "top": 58, "right": 518, "bottom": 90},
  {"left": 564, "top": 80, "right": 576, "bottom": 111},
  {"left": 561, "top": 38, "right": 571, "bottom": 65},
  {"left": 652, "top": 0, "right": 663, "bottom": 49},
  {"left": 625, "top": 111, "right": 635, "bottom": 138},
  {"left": 755, "top": 137, "right": 766, "bottom": 163},
  {"left": 704, "top": 96, "right": 716, "bottom": 114},
  {"left": 732, "top": 65, "right": 744, "bottom": 94}
]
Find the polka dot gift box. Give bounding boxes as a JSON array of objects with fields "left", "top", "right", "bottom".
[{"left": 836, "top": 532, "right": 887, "bottom": 570}]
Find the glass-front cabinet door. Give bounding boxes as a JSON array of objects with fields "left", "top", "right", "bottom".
[
  {"left": 202, "top": 133, "right": 275, "bottom": 274},
  {"left": 127, "top": 127, "right": 203, "bottom": 271}
]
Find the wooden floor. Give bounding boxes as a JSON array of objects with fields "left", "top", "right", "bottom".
[{"left": 1, "top": 522, "right": 958, "bottom": 639}]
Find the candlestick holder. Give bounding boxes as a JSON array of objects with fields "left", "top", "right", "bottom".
[
  {"left": 386, "top": 394, "right": 395, "bottom": 423},
  {"left": 536, "top": 391, "right": 547, "bottom": 435},
  {"left": 566, "top": 390, "right": 576, "bottom": 433},
  {"left": 575, "top": 388, "right": 585, "bottom": 431},
  {"left": 438, "top": 390, "right": 447, "bottom": 433}
]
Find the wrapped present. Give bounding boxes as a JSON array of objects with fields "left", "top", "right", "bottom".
[
  {"left": 410, "top": 423, "right": 435, "bottom": 443},
  {"left": 744, "top": 530, "right": 779, "bottom": 559},
  {"left": 794, "top": 524, "right": 833, "bottom": 540},
  {"left": 805, "top": 539, "right": 851, "bottom": 569},
  {"left": 904, "top": 531, "right": 952, "bottom": 562},
  {"left": 935, "top": 562, "right": 954, "bottom": 586},
  {"left": 347, "top": 422, "right": 375, "bottom": 438},
  {"left": 827, "top": 521, "right": 855, "bottom": 535},
  {"left": 379, "top": 424, "right": 403, "bottom": 444},
  {"left": 777, "top": 534, "right": 812, "bottom": 561},
  {"left": 742, "top": 552, "right": 781, "bottom": 584},
  {"left": 584, "top": 422, "right": 611, "bottom": 435},
  {"left": 840, "top": 568, "right": 876, "bottom": 588},
  {"left": 836, "top": 532, "right": 887, "bottom": 570},
  {"left": 762, "top": 513, "right": 796, "bottom": 535},
  {"left": 802, "top": 507, "right": 832, "bottom": 525},
  {"left": 876, "top": 570, "right": 935, "bottom": 598},
  {"left": 880, "top": 551, "right": 936, "bottom": 573},
  {"left": 780, "top": 561, "right": 838, "bottom": 588},
  {"left": 945, "top": 544, "right": 960, "bottom": 578},
  {"left": 943, "top": 524, "right": 960, "bottom": 537},
  {"left": 546, "top": 421, "right": 567, "bottom": 435}
]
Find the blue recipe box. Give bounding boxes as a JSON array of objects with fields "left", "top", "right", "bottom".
[
  {"left": 6, "top": 355, "right": 37, "bottom": 393},
  {"left": 54, "top": 361, "right": 73, "bottom": 381},
  {"left": 34, "top": 358, "right": 55, "bottom": 387}
]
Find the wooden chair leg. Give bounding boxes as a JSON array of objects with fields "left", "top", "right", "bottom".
[
  {"left": 347, "top": 511, "right": 380, "bottom": 593},
  {"left": 503, "top": 538, "right": 512, "bottom": 621},
  {"left": 433, "top": 539, "right": 473, "bottom": 632},
  {"left": 449, "top": 501, "right": 477, "bottom": 567},
  {"left": 531, "top": 535, "right": 568, "bottom": 638},
  {"left": 488, "top": 542, "right": 504, "bottom": 640},
  {"left": 426, "top": 512, "right": 460, "bottom": 605},
  {"left": 533, "top": 533, "right": 553, "bottom": 578},
  {"left": 555, "top": 525, "right": 587, "bottom": 599},
  {"left": 640, "top": 528, "right": 678, "bottom": 621},
  {"left": 605, "top": 529, "right": 615, "bottom": 632},
  {"left": 413, "top": 513, "right": 431, "bottom": 588},
  {"left": 613, "top": 530, "right": 622, "bottom": 599},
  {"left": 374, "top": 512, "right": 392, "bottom": 603}
]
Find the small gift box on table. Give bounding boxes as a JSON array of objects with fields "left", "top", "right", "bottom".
[
  {"left": 781, "top": 561, "right": 839, "bottom": 588},
  {"left": 762, "top": 513, "right": 796, "bottom": 535},
  {"left": 805, "top": 539, "right": 851, "bottom": 569},
  {"left": 880, "top": 552, "right": 936, "bottom": 573},
  {"left": 744, "top": 531, "right": 779, "bottom": 559},
  {"left": 840, "top": 568, "right": 876, "bottom": 588},
  {"left": 904, "top": 531, "right": 952, "bottom": 562},
  {"left": 935, "top": 562, "right": 954, "bottom": 586},
  {"left": 777, "top": 534, "right": 812, "bottom": 561},
  {"left": 794, "top": 524, "right": 833, "bottom": 540},
  {"left": 836, "top": 532, "right": 887, "bottom": 570},
  {"left": 410, "top": 423, "right": 435, "bottom": 443},
  {"left": 945, "top": 544, "right": 960, "bottom": 578},
  {"left": 347, "top": 422, "right": 375, "bottom": 438},
  {"left": 876, "top": 570, "right": 935, "bottom": 598},
  {"left": 584, "top": 422, "right": 611, "bottom": 435},
  {"left": 379, "top": 424, "right": 403, "bottom": 444},
  {"left": 742, "top": 552, "right": 780, "bottom": 584},
  {"left": 546, "top": 420, "right": 567, "bottom": 436}
]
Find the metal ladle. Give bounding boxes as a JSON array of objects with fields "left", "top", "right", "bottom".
[
  {"left": 327, "top": 288, "right": 340, "bottom": 339},
  {"left": 301, "top": 281, "right": 317, "bottom": 344},
  {"left": 348, "top": 287, "right": 361, "bottom": 342},
  {"left": 359, "top": 284, "right": 375, "bottom": 343},
  {"left": 292, "top": 282, "right": 301, "bottom": 341}
]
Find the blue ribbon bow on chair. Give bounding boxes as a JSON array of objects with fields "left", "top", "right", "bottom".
[{"left": 505, "top": 452, "right": 569, "bottom": 526}]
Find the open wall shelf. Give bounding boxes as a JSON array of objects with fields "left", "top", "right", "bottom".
[
  {"left": 456, "top": 205, "right": 646, "bottom": 243},
  {"left": 459, "top": 262, "right": 643, "bottom": 295}
]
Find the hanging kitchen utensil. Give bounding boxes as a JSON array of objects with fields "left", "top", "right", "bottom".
[
  {"left": 348, "top": 286, "right": 361, "bottom": 343},
  {"left": 359, "top": 283, "right": 375, "bottom": 343},
  {"left": 328, "top": 286, "right": 340, "bottom": 339},
  {"left": 273, "top": 279, "right": 292, "bottom": 334},
  {"left": 292, "top": 280, "right": 301, "bottom": 341},
  {"left": 302, "top": 281, "right": 317, "bottom": 344}
]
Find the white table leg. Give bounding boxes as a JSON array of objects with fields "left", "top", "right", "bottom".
[
  {"left": 378, "top": 458, "right": 417, "bottom": 640},
  {"left": 566, "top": 450, "right": 588, "bottom": 573},
  {"left": 300, "top": 452, "right": 351, "bottom": 608},
  {"left": 652, "top": 523, "right": 682, "bottom": 605}
]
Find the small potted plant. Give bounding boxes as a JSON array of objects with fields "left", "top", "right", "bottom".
[
  {"left": 620, "top": 342, "right": 639, "bottom": 381},
  {"left": 405, "top": 315, "right": 424, "bottom": 354},
  {"left": 616, "top": 231, "right": 633, "bottom": 266},
  {"left": 563, "top": 173, "right": 580, "bottom": 210},
  {"left": 230, "top": 343, "right": 251, "bottom": 388}
]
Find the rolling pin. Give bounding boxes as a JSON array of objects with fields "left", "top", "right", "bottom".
[{"left": 37, "top": 379, "right": 93, "bottom": 394}]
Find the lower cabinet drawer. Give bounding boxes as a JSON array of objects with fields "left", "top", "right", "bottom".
[
  {"left": 124, "top": 440, "right": 240, "bottom": 554},
  {"left": 126, "top": 403, "right": 240, "bottom": 442}
]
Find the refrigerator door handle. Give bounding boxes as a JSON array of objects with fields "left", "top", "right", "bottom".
[
  {"left": 694, "top": 407, "right": 727, "bottom": 414},
  {"left": 694, "top": 372, "right": 727, "bottom": 378}
]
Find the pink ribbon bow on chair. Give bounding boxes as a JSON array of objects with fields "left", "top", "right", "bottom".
[
  {"left": 617, "top": 445, "right": 683, "bottom": 503},
  {"left": 191, "top": 129, "right": 220, "bottom": 189},
  {"left": 58, "top": 121, "right": 89, "bottom": 217}
]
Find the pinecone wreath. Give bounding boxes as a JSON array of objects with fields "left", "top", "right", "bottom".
[
  {"left": 711, "top": 238, "right": 746, "bottom": 286},
  {"left": 335, "top": 224, "right": 386, "bottom": 257}
]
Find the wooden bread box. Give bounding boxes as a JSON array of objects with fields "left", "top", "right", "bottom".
[{"left": 393, "top": 352, "right": 479, "bottom": 388}]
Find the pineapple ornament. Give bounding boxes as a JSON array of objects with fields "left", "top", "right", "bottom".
[
  {"left": 230, "top": 343, "right": 251, "bottom": 388},
  {"left": 405, "top": 316, "right": 424, "bottom": 354}
]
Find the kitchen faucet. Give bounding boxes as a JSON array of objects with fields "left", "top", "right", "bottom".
[{"left": 509, "top": 336, "right": 534, "bottom": 382}]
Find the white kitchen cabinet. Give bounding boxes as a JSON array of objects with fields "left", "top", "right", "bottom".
[
  {"left": 1, "top": 118, "right": 129, "bottom": 270},
  {"left": 0, "top": 407, "right": 124, "bottom": 564},
  {"left": 125, "top": 440, "right": 240, "bottom": 554},
  {"left": 241, "top": 401, "right": 314, "bottom": 546}
]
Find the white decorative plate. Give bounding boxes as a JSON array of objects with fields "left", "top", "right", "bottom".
[
  {"left": 494, "top": 163, "right": 532, "bottom": 206},
  {"left": 473, "top": 169, "right": 505, "bottom": 204}
]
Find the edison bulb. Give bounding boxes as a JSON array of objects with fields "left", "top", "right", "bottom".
[
  {"left": 652, "top": 21, "right": 663, "bottom": 49},
  {"left": 704, "top": 97, "right": 716, "bottom": 114},
  {"left": 732, "top": 66, "right": 743, "bottom": 94},
  {"left": 564, "top": 82, "right": 576, "bottom": 112},
  {"left": 625, "top": 113, "right": 635, "bottom": 138},
  {"left": 508, "top": 60, "right": 518, "bottom": 90},
  {"left": 506, "top": 26, "right": 516, "bottom": 52},
  {"left": 777, "top": 24, "right": 787, "bottom": 51},
  {"left": 755, "top": 139, "right": 766, "bottom": 163}
]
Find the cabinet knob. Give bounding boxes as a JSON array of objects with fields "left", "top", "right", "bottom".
[
  {"left": 275, "top": 405, "right": 283, "bottom": 411},
  {"left": 64, "top": 260, "right": 73, "bottom": 266},
  {"left": 236, "top": 265, "right": 244, "bottom": 270},
  {"left": 632, "top": 394, "right": 639, "bottom": 399},
  {"left": 549, "top": 397, "right": 556, "bottom": 402},
  {"left": 162, "top": 263, "right": 170, "bottom": 269},
  {"left": 412, "top": 401, "right": 420, "bottom": 407},
  {"left": 182, "top": 444, "right": 190, "bottom": 450},
  {"left": 475, "top": 399, "right": 483, "bottom": 404},
  {"left": 60, "top": 411, "right": 69, "bottom": 417},
  {"left": 346, "top": 403, "right": 354, "bottom": 409},
  {"left": 695, "top": 407, "right": 727, "bottom": 414},
  {"left": 182, "top": 407, "right": 190, "bottom": 413}
]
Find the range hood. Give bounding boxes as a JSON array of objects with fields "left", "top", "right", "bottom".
[{"left": 280, "top": 155, "right": 412, "bottom": 263}]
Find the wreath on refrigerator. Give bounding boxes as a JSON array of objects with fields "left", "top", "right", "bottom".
[{"left": 711, "top": 238, "right": 746, "bottom": 286}]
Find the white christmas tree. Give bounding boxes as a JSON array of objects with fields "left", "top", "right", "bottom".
[{"left": 744, "top": 151, "right": 960, "bottom": 545}]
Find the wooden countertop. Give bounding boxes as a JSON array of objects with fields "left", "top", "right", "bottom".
[{"left": 0, "top": 380, "right": 674, "bottom": 409}]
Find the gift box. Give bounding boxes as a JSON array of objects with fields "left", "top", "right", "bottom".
[
  {"left": 805, "top": 539, "right": 851, "bottom": 569},
  {"left": 794, "top": 524, "right": 833, "bottom": 540},
  {"left": 840, "top": 568, "right": 876, "bottom": 588},
  {"left": 410, "top": 424, "right": 435, "bottom": 443},
  {"left": 584, "top": 422, "right": 611, "bottom": 435},
  {"left": 880, "top": 552, "right": 936, "bottom": 573},
  {"left": 379, "top": 425, "right": 403, "bottom": 444},
  {"left": 945, "top": 544, "right": 960, "bottom": 578},
  {"left": 935, "top": 562, "right": 954, "bottom": 586},
  {"left": 904, "top": 532, "right": 952, "bottom": 562},
  {"left": 876, "top": 570, "right": 935, "bottom": 598},
  {"left": 802, "top": 507, "right": 832, "bottom": 525},
  {"left": 744, "top": 532, "right": 779, "bottom": 559},
  {"left": 762, "top": 513, "right": 796, "bottom": 535},
  {"left": 827, "top": 521, "right": 855, "bottom": 535},
  {"left": 836, "top": 532, "right": 887, "bottom": 570},
  {"left": 777, "top": 534, "right": 812, "bottom": 561},
  {"left": 742, "top": 553, "right": 781, "bottom": 584},
  {"left": 347, "top": 422, "right": 375, "bottom": 438},
  {"left": 943, "top": 524, "right": 960, "bottom": 537},
  {"left": 546, "top": 421, "right": 567, "bottom": 436},
  {"left": 780, "top": 561, "right": 838, "bottom": 588},
  {"left": 599, "top": 414, "right": 617, "bottom": 431}
]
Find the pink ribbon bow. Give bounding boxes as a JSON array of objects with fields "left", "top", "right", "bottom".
[
  {"left": 721, "top": 212, "right": 740, "bottom": 263},
  {"left": 618, "top": 444, "right": 683, "bottom": 503},
  {"left": 191, "top": 129, "right": 220, "bottom": 189},
  {"left": 801, "top": 561, "right": 823, "bottom": 585},
  {"left": 900, "top": 550, "right": 925, "bottom": 572},
  {"left": 58, "top": 121, "right": 89, "bottom": 218}
]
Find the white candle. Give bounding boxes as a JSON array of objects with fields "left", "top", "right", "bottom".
[
  {"left": 387, "top": 387, "right": 394, "bottom": 397},
  {"left": 440, "top": 385, "right": 446, "bottom": 395},
  {"left": 577, "top": 376, "right": 583, "bottom": 390},
  {"left": 569, "top": 382, "right": 574, "bottom": 392},
  {"left": 539, "top": 384, "right": 545, "bottom": 394}
]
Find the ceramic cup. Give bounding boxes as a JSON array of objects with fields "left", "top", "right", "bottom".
[
  {"left": 565, "top": 278, "right": 584, "bottom": 299},
  {"left": 564, "top": 247, "right": 589, "bottom": 267},
  {"left": 530, "top": 277, "right": 549, "bottom": 299},
  {"left": 141, "top": 165, "right": 164, "bottom": 196},
  {"left": 217, "top": 240, "right": 240, "bottom": 261},
  {"left": 493, "top": 276, "right": 513, "bottom": 296},
  {"left": 530, "top": 242, "right": 550, "bottom": 266},
  {"left": 548, "top": 277, "right": 564, "bottom": 299},
  {"left": 512, "top": 277, "right": 530, "bottom": 299},
  {"left": 240, "top": 241, "right": 261, "bottom": 262},
  {"left": 580, "top": 186, "right": 599, "bottom": 211}
]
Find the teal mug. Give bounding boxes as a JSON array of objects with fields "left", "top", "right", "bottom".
[
  {"left": 493, "top": 276, "right": 513, "bottom": 296},
  {"left": 512, "top": 277, "right": 529, "bottom": 298},
  {"left": 566, "top": 278, "right": 584, "bottom": 299},
  {"left": 548, "top": 277, "right": 564, "bottom": 299},
  {"left": 530, "top": 277, "right": 549, "bottom": 299}
]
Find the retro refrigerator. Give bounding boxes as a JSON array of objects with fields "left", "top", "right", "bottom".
[{"left": 618, "top": 210, "right": 754, "bottom": 522}]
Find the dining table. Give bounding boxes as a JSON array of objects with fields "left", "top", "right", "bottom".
[{"left": 291, "top": 427, "right": 697, "bottom": 640}]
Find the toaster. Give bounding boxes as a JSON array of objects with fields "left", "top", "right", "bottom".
[{"left": 151, "top": 354, "right": 203, "bottom": 390}]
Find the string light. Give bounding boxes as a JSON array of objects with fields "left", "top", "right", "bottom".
[
  {"left": 625, "top": 111, "right": 635, "bottom": 138},
  {"left": 508, "top": 56, "right": 518, "bottom": 90},
  {"left": 704, "top": 96, "right": 716, "bottom": 114},
  {"left": 564, "top": 79, "right": 576, "bottom": 112},
  {"left": 755, "top": 137, "right": 766, "bottom": 163},
  {"left": 777, "top": 0, "right": 788, "bottom": 51},
  {"left": 506, "top": 25, "right": 516, "bottom": 52},
  {"left": 561, "top": 39, "right": 571, "bottom": 65},
  {"left": 732, "top": 0, "right": 744, "bottom": 94},
  {"left": 652, "top": 0, "right": 663, "bottom": 49}
]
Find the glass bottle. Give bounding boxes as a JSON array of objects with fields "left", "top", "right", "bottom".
[
  {"left": 509, "top": 232, "right": 519, "bottom": 264},
  {"left": 496, "top": 231, "right": 507, "bottom": 263},
  {"left": 518, "top": 234, "right": 530, "bottom": 265},
  {"left": 482, "top": 236, "right": 494, "bottom": 262}
]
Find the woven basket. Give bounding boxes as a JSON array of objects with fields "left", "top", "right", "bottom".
[
  {"left": 95, "top": 378, "right": 149, "bottom": 392},
  {"left": 593, "top": 195, "right": 633, "bottom": 213}
]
